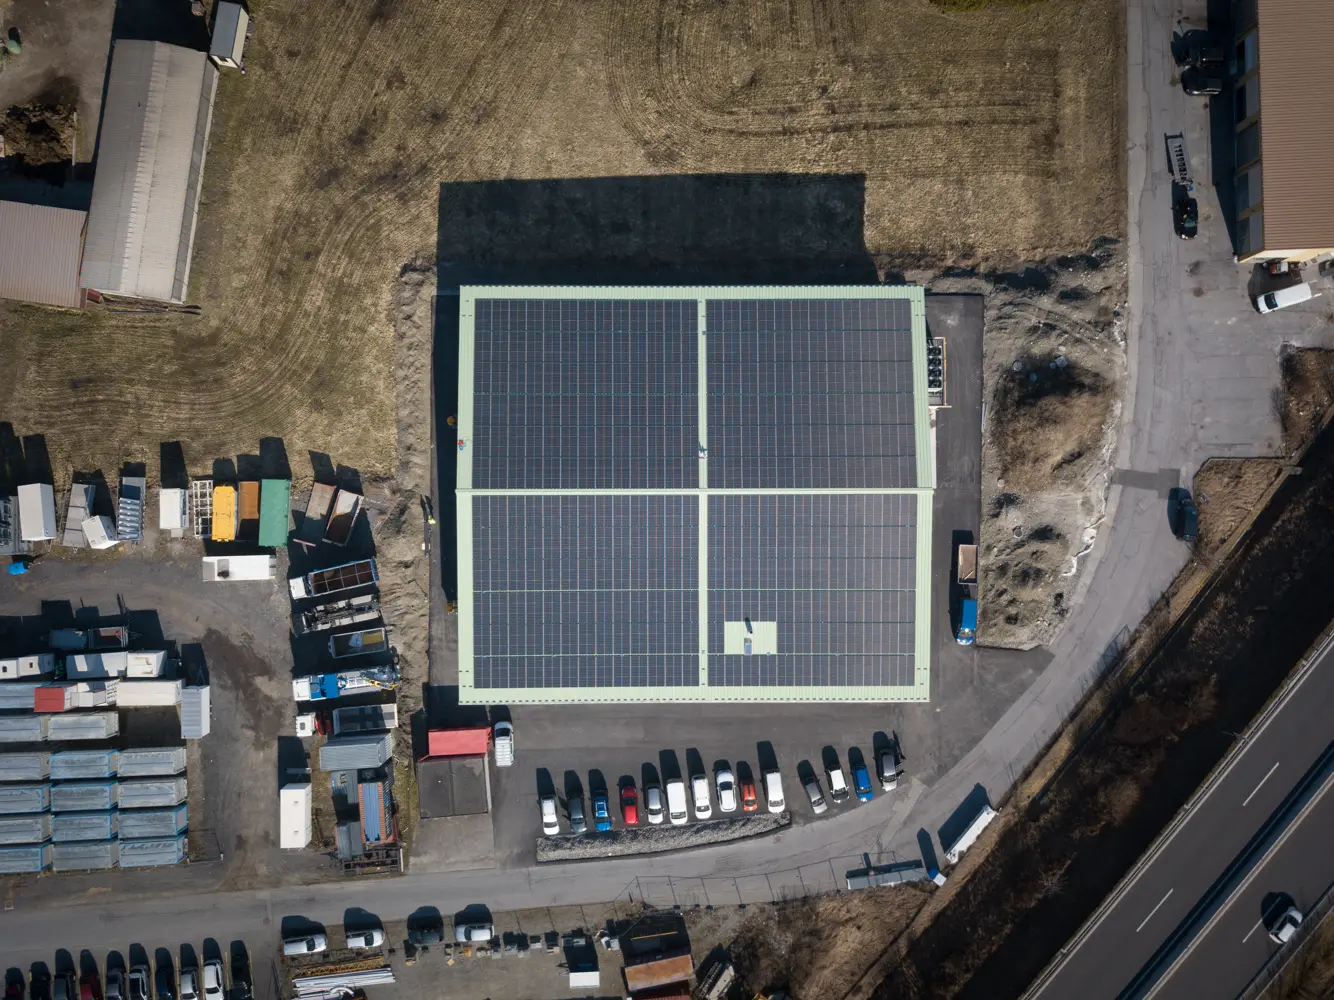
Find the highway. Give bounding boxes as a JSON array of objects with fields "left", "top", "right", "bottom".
[{"left": 1027, "top": 633, "right": 1334, "bottom": 999}]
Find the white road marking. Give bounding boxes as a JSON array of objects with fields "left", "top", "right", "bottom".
[
  {"left": 1243, "top": 917, "right": 1265, "bottom": 944},
  {"left": 1243, "top": 762, "right": 1281, "bottom": 807},
  {"left": 1137, "top": 888, "right": 1175, "bottom": 933}
]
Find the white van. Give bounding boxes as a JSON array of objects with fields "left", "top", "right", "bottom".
[
  {"left": 764, "top": 769, "right": 786, "bottom": 813},
  {"left": 492, "top": 721, "right": 514, "bottom": 767},
  {"left": 690, "top": 773, "right": 712, "bottom": 820},
  {"left": 666, "top": 777, "right": 689, "bottom": 825},
  {"left": 1256, "top": 281, "right": 1320, "bottom": 314}
]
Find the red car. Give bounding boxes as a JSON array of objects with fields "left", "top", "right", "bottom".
[
  {"left": 740, "top": 780, "right": 758, "bottom": 812},
  {"left": 620, "top": 783, "right": 639, "bottom": 825}
]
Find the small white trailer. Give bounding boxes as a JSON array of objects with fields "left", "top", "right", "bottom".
[{"left": 202, "top": 554, "right": 277, "bottom": 582}]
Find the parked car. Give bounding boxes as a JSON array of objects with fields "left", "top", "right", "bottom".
[
  {"left": 1170, "top": 488, "right": 1198, "bottom": 542},
  {"left": 6, "top": 974, "right": 23, "bottom": 1000},
  {"left": 282, "top": 933, "right": 328, "bottom": 955},
  {"left": 853, "top": 762, "right": 874, "bottom": 802},
  {"left": 764, "top": 769, "right": 786, "bottom": 814},
  {"left": 826, "top": 765, "right": 850, "bottom": 803},
  {"left": 126, "top": 969, "right": 149, "bottom": 1000},
  {"left": 593, "top": 791, "right": 612, "bottom": 831},
  {"left": 621, "top": 783, "right": 639, "bottom": 825},
  {"left": 569, "top": 794, "right": 587, "bottom": 834},
  {"left": 878, "top": 747, "right": 901, "bottom": 791},
  {"left": 740, "top": 778, "right": 758, "bottom": 812},
  {"left": 803, "top": 775, "right": 828, "bottom": 814},
  {"left": 492, "top": 720, "right": 514, "bottom": 767},
  {"left": 1180, "top": 67, "right": 1224, "bottom": 95},
  {"left": 666, "top": 777, "right": 689, "bottom": 825},
  {"left": 178, "top": 969, "right": 198, "bottom": 1000},
  {"left": 229, "top": 956, "right": 251, "bottom": 1000},
  {"left": 691, "top": 773, "right": 712, "bottom": 820},
  {"left": 53, "top": 973, "right": 75, "bottom": 1000},
  {"left": 1172, "top": 193, "right": 1198, "bottom": 239},
  {"left": 200, "top": 962, "right": 224, "bottom": 1000},
  {"left": 644, "top": 781, "right": 665, "bottom": 825},
  {"left": 1269, "top": 905, "right": 1304, "bottom": 944},
  {"left": 455, "top": 922, "right": 494, "bottom": 943},
  {"left": 1187, "top": 40, "right": 1225, "bottom": 67},
  {"left": 408, "top": 916, "right": 445, "bottom": 946},
  {"left": 104, "top": 972, "right": 122, "bottom": 1000},
  {"left": 346, "top": 927, "right": 386, "bottom": 950},
  {"left": 715, "top": 768, "right": 737, "bottom": 813},
  {"left": 540, "top": 793, "right": 560, "bottom": 835},
  {"left": 79, "top": 976, "right": 101, "bottom": 1000},
  {"left": 28, "top": 970, "right": 50, "bottom": 1000},
  {"left": 1256, "top": 281, "right": 1319, "bottom": 314}
]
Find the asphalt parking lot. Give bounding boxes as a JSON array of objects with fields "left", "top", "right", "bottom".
[{"left": 425, "top": 294, "right": 1050, "bottom": 870}]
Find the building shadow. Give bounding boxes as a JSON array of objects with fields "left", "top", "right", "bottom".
[
  {"left": 260, "top": 438, "right": 292, "bottom": 481},
  {"left": 0, "top": 424, "right": 25, "bottom": 492}
]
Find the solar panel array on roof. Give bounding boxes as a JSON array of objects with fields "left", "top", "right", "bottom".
[{"left": 459, "top": 287, "right": 931, "bottom": 703}]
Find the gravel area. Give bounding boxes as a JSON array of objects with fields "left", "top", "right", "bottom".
[{"left": 535, "top": 813, "right": 791, "bottom": 863}]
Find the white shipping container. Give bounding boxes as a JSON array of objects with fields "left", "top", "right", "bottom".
[
  {"left": 0, "top": 654, "right": 56, "bottom": 680},
  {"left": 202, "top": 555, "right": 276, "bottom": 582},
  {"left": 159, "top": 487, "right": 187, "bottom": 533},
  {"left": 81, "top": 515, "right": 120, "bottom": 550},
  {"left": 118, "top": 747, "right": 186, "bottom": 777},
  {"left": 181, "top": 685, "right": 210, "bottom": 739},
  {"left": 280, "top": 783, "right": 312, "bottom": 849},
  {"left": 18, "top": 484, "right": 56, "bottom": 541},
  {"left": 125, "top": 650, "right": 167, "bottom": 678},
  {"left": 116, "top": 679, "right": 182, "bottom": 707},
  {"left": 45, "top": 712, "right": 118, "bottom": 741}
]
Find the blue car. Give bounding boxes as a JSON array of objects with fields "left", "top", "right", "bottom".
[
  {"left": 592, "top": 792, "right": 612, "bottom": 831},
  {"left": 852, "top": 763, "right": 873, "bottom": 803}
]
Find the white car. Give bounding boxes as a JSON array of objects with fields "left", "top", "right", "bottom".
[
  {"left": 202, "top": 960, "right": 224, "bottom": 1000},
  {"left": 346, "top": 927, "right": 386, "bottom": 950},
  {"left": 666, "top": 777, "right": 689, "bottom": 825},
  {"left": 765, "top": 769, "right": 786, "bottom": 813},
  {"left": 691, "top": 773, "right": 712, "bottom": 820},
  {"left": 715, "top": 768, "right": 737, "bottom": 813},
  {"left": 644, "top": 782, "right": 665, "bottom": 825},
  {"left": 283, "top": 933, "right": 329, "bottom": 955},
  {"left": 1269, "top": 905, "right": 1304, "bottom": 944},
  {"left": 540, "top": 793, "right": 560, "bottom": 835},
  {"left": 492, "top": 721, "right": 514, "bottom": 767},
  {"left": 455, "top": 922, "right": 494, "bottom": 943},
  {"left": 179, "top": 970, "right": 199, "bottom": 1000}
]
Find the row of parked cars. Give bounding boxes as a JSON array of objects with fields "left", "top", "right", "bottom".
[
  {"left": 539, "top": 744, "right": 903, "bottom": 834},
  {"left": 8, "top": 958, "right": 248, "bottom": 1000}
]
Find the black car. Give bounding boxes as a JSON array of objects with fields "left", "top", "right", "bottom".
[
  {"left": 1173, "top": 193, "right": 1198, "bottom": 239},
  {"left": 1188, "top": 41, "right": 1225, "bottom": 67},
  {"left": 51, "top": 974, "right": 74, "bottom": 1000},
  {"left": 1181, "top": 67, "right": 1225, "bottom": 96},
  {"left": 230, "top": 956, "right": 251, "bottom": 1000},
  {"left": 28, "top": 971, "right": 49, "bottom": 1000},
  {"left": 1171, "top": 489, "right": 1199, "bottom": 542}
]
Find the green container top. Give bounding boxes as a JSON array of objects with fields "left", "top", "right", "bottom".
[{"left": 258, "top": 479, "right": 291, "bottom": 548}]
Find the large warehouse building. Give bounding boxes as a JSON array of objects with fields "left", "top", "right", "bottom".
[
  {"left": 455, "top": 286, "right": 934, "bottom": 704},
  {"left": 80, "top": 40, "right": 218, "bottom": 303}
]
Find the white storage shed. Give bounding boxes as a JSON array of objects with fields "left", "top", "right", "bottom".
[
  {"left": 280, "top": 783, "right": 312, "bottom": 849},
  {"left": 209, "top": 2, "right": 249, "bottom": 69},
  {"left": 18, "top": 484, "right": 56, "bottom": 541},
  {"left": 202, "top": 554, "right": 277, "bottom": 581}
]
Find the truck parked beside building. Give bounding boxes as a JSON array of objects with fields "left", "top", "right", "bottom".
[
  {"left": 956, "top": 542, "right": 978, "bottom": 646},
  {"left": 288, "top": 558, "right": 378, "bottom": 600}
]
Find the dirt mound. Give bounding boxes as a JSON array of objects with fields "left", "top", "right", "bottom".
[{"left": 1, "top": 101, "right": 74, "bottom": 169}]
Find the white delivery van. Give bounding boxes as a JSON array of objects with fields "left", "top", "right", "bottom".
[
  {"left": 665, "top": 777, "right": 689, "bottom": 825},
  {"left": 764, "top": 769, "right": 786, "bottom": 814},
  {"left": 1256, "top": 281, "right": 1319, "bottom": 314}
]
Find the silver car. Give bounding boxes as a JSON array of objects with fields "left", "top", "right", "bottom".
[{"left": 803, "top": 776, "right": 828, "bottom": 815}]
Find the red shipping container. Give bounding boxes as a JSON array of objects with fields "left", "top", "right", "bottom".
[{"left": 34, "top": 686, "right": 69, "bottom": 712}]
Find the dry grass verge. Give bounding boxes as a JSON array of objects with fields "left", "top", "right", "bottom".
[
  {"left": 1266, "top": 906, "right": 1334, "bottom": 999},
  {"left": 1193, "top": 458, "right": 1284, "bottom": 558},
  {"left": 1277, "top": 348, "right": 1334, "bottom": 457}
]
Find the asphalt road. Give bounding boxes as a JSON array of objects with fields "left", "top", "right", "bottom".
[
  {"left": 1027, "top": 633, "right": 1334, "bottom": 998},
  {"left": 1149, "top": 768, "right": 1334, "bottom": 1000}
]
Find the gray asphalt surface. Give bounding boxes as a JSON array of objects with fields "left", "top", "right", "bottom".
[
  {"left": 1028, "top": 635, "right": 1334, "bottom": 999},
  {"left": 1150, "top": 770, "right": 1334, "bottom": 1000}
]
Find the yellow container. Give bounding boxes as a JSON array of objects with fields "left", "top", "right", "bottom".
[{"left": 212, "top": 485, "right": 237, "bottom": 541}]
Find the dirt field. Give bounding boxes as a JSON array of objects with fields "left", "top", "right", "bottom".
[{"left": 0, "top": 0, "right": 1122, "bottom": 483}]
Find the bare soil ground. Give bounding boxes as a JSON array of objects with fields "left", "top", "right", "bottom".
[
  {"left": 1, "top": 101, "right": 74, "bottom": 169},
  {"left": 1277, "top": 348, "right": 1334, "bottom": 457},
  {"left": 1193, "top": 458, "right": 1284, "bottom": 559},
  {"left": 869, "top": 406, "right": 1334, "bottom": 998}
]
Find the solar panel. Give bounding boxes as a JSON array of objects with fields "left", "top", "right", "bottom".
[
  {"left": 706, "top": 494, "right": 917, "bottom": 687},
  {"left": 471, "top": 494, "right": 699, "bottom": 689},
  {"left": 706, "top": 299, "right": 918, "bottom": 488},
  {"left": 472, "top": 299, "right": 699, "bottom": 489}
]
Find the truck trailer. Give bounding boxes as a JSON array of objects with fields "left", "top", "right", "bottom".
[
  {"left": 289, "top": 558, "right": 378, "bottom": 600},
  {"left": 329, "top": 626, "right": 389, "bottom": 659},
  {"left": 324, "top": 489, "right": 363, "bottom": 546},
  {"left": 956, "top": 543, "right": 978, "bottom": 646},
  {"left": 293, "top": 594, "right": 380, "bottom": 636},
  {"left": 292, "top": 665, "right": 399, "bottom": 702}
]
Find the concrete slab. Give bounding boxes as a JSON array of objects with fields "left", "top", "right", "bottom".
[
  {"left": 409, "top": 813, "right": 495, "bottom": 874},
  {"left": 417, "top": 756, "right": 489, "bottom": 818}
]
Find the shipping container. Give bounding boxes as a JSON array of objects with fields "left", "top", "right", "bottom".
[
  {"left": 0, "top": 844, "right": 52, "bottom": 873},
  {"left": 36, "top": 681, "right": 116, "bottom": 712},
  {"left": 159, "top": 487, "right": 188, "bottom": 536},
  {"left": 118, "top": 747, "right": 186, "bottom": 777},
  {"left": 82, "top": 515, "right": 120, "bottom": 550},
  {"left": 52, "top": 810, "right": 118, "bottom": 842},
  {"left": 181, "top": 686, "right": 210, "bottom": 739},
  {"left": 0, "top": 813, "right": 51, "bottom": 845},
  {"left": 52, "top": 838, "right": 118, "bottom": 871},
  {"left": 332, "top": 703, "right": 398, "bottom": 736},
  {"left": 329, "top": 626, "right": 389, "bottom": 659},
  {"left": 0, "top": 682, "right": 41, "bottom": 711},
  {"left": 302, "top": 483, "right": 336, "bottom": 536},
  {"left": 190, "top": 479, "right": 213, "bottom": 538},
  {"left": 319, "top": 732, "right": 393, "bottom": 771},
  {"left": 202, "top": 554, "right": 276, "bottom": 582},
  {"left": 211, "top": 485, "right": 237, "bottom": 542},
  {"left": 259, "top": 479, "right": 291, "bottom": 548},
  {"left": 0, "top": 494, "right": 30, "bottom": 556},
  {"left": 0, "top": 783, "right": 49, "bottom": 814},
  {"left": 324, "top": 489, "right": 363, "bottom": 547},
  {"left": 46, "top": 712, "right": 119, "bottom": 741},
  {"left": 119, "top": 804, "right": 187, "bottom": 839},
  {"left": 289, "top": 558, "right": 378, "bottom": 600},
  {"left": 0, "top": 653, "right": 56, "bottom": 680},
  {"left": 66, "top": 650, "right": 166, "bottom": 679},
  {"left": 119, "top": 777, "right": 187, "bottom": 809},
  {"left": 0, "top": 716, "right": 46, "bottom": 743},
  {"left": 50, "top": 781, "right": 118, "bottom": 813},
  {"left": 0, "top": 752, "right": 50, "bottom": 782},
  {"left": 117, "top": 679, "right": 183, "bottom": 707},
  {"left": 18, "top": 483, "right": 57, "bottom": 541},
  {"left": 119, "top": 835, "right": 186, "bottom": 868},
  {"left": 238, "top": 481, "right": 260, "bottom": 541},
  {"left": 50, "top": 750, "right": 120, "bottom": 780},
  {"left": 126, "top": 651, "right": 168, "bottom": 677},
  {"left": 60, "top": 483, "right": 95, "bottom": 548},
  {"left": 280, "top": 783, "right": 311, "bottom": 849}
]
